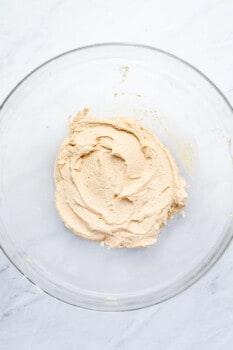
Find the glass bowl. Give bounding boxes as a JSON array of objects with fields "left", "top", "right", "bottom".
[{"left": 0, "top": 43, "right": 233, "bottom": 311}]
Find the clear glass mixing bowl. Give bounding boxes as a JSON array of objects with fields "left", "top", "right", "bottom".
[{"left": 0, "top": 43, "right": 233, "bottom": 311}]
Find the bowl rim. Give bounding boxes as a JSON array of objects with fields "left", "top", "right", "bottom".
[{"left": 1, "top": 42, "right": 233, "bottom": 312}]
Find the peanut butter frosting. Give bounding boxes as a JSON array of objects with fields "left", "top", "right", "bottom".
[{"left": 54, "top": 110, "right": 187, "bottom": 248}]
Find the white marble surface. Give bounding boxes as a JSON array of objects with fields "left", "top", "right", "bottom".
[{"left": 1, "top": 0, "right": 233, "bottom": 349}]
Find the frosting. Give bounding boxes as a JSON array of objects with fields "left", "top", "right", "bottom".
[{"left": 54, "top": 110, "right": 187, "bottom": 248}]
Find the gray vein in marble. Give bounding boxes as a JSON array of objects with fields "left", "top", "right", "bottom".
[
  {"left": 206, "top": 276, "right": 219, "bottom": 295},
  {"left": 0, "top": 288, "right": 43, "bottom": 323},
  {"left": 0, "top": 264, "right": 9, "bottom": 273},
  {"left": 111, "top": 307, "right": 161, "bottom": 350}
]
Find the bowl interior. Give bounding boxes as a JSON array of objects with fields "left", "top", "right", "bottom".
[{"left": 0, "top": 44, "right": 233, "bottom": 310}]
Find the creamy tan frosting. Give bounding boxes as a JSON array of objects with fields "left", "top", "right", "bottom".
[{"left": 54, "top": 110, "right": 187, "bottom": 248}]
